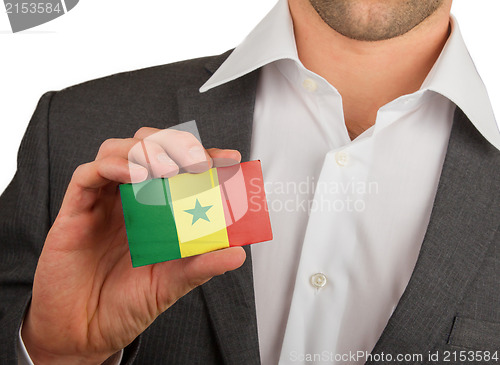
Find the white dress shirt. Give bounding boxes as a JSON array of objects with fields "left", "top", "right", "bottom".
[
  {"left": 201, "top": 0, "right": 499, "bottom": 364},
  {"left": 18, "top": 0, "right": 499, "bottom": 364}
]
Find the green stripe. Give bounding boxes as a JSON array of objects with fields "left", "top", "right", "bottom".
[
  {"left": 120, "top": 179, "right": 182, "bottom": 267},
  {"left": 162, "top": 177, "right": 174, "bottom": 217}
]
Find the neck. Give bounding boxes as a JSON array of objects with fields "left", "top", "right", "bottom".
[{"left": 288, "top": 0, "right": 452, "bottom": 140}]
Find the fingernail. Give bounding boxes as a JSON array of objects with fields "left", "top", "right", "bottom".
[
  {"left": 188, "top": 146, "right": 207, "bottom": 162},
  {"left": 129, "top": 163, "right": 148, "bottom": 182}
]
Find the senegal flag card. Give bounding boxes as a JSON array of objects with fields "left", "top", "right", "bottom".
[{"left": 119, "top": 160, "right": 272, "bottom": 267}]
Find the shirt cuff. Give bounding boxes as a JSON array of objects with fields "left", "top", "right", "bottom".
[{"left": 17, "top": 319, "right": 124, "bottom": 365}]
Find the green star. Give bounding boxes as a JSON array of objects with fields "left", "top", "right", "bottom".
[{"left": 184, "top": 199, "right": 213, "bottom": 225}]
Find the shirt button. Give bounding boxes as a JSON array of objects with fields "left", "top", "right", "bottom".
[
  {"left": 311, "top": 273, "right": 327, "bottom": 289},
  {"left": 335, "top": 150, "right": 349, "bottom": 166},
  {"left": 302, "top": 78, "right": 317, "bottom": 92}
]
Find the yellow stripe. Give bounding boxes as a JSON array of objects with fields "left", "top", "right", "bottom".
[
  {"left": 168, "top": 168, "right": 229, "bottom": 258},
  {"left": 209, "top": 169, "right": 215, "bottom": 188}
]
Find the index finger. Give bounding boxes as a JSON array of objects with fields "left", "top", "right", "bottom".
[{"left": 134, "top": 128, "right": 212, "bottom": 174}]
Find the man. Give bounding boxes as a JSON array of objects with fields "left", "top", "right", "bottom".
[{"left": 1, "top": 0, "right": 499, "bottom": 364}]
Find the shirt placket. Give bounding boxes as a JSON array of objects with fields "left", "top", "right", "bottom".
[{"left": 278, "top": 72, "right": 375, "bottom": 363}]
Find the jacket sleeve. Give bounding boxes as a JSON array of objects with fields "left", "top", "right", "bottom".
[
  {"left": 0, "top": 92, "right": 54, "bottom": 364},
  {"left": 0, "top": 92, "right": 140, "bottom": 364}
]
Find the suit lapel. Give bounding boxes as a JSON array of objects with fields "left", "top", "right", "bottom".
[
  {"left": 176, "top": 55, "right": 261, "bottom": 364},
  {"left": 368, "top": 108, "right": 500, "bottom": 363}
]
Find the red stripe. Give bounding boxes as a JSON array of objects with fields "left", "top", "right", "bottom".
[{"left": 218, "top": 161, "right": 273, "bottom": 247}]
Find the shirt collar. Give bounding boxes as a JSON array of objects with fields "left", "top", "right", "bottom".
[
  {"left": 200, "top": 0, "right": 499, "bottom": 150},
  {"left": 199, "top": 0, "right": 297, "bottom": 92},
  {"left": 421, "top": 16, "right": 499, "bottom": 149}
]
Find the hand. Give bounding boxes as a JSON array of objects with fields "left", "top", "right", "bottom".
[{"left": 21, "top": 127, "right": 246, "bottom": 364}]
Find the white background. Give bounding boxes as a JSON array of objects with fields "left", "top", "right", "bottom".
[{"left": 1, "top": 0, "right": 499, "bottom": 194}]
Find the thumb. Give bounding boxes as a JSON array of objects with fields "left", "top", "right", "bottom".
[
  {"left": 154, "top": 247, "right": 246, "bottom": 311},
  {"left": 182, "top": 246, "right": 246, "bottom": 287}
]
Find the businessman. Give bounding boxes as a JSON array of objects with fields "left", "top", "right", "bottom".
[{"left": 1, "top": 0, "right": 499, "bottom": 364}]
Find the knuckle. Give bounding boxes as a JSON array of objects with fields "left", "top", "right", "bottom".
[
  {"left": 134, "top": 127, "right": 156, "bottom": 139},
  {"left": 97, "top": 138, "right": 118, "bottom": 156},
  {"left": 176, "top": 130, "right": 195, "bottom": 139},
  {"left": 128, "top": 138, "right": 144, "bottom": 153},
  {"left": 72, "top": 162, "right": 89, "bottom": 180}
]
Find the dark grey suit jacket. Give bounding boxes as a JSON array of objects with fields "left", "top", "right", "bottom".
[{"left": 0, "top": 51, "right": 499, "bottom": 364}]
